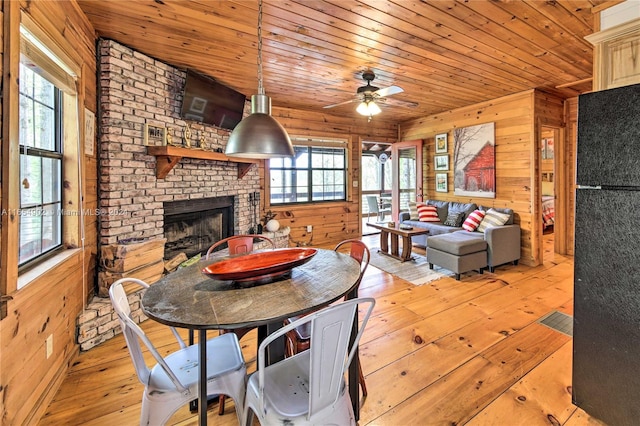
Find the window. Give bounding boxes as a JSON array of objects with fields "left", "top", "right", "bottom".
[
  {"left": 19, "top": 59, "right": 64, "bottom": 265},
  {"left": 13, "top": 24, "right": 79, "bottom": 276},
  {"left": 269, "top": 142, "right": 347, "bottom": 204}
]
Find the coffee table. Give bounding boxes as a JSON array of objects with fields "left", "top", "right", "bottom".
[{"left": 366, "top": 222, "right": 430, "bottom": 262}]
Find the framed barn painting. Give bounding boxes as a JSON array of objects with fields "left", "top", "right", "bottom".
[{"left": 453, "top": 122, "right": 495, "bottom": 198}]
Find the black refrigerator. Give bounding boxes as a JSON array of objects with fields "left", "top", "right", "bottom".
[{"left": 573, "top": 82, "right": 640, "bottom": 425}]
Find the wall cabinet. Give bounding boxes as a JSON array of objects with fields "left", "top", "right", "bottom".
[{"left": 587, "top": 19, "right": 640, "bottom": 91}]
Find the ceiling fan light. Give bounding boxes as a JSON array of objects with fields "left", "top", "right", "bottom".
[
  {"left": 356, "top": 101, "right": 370, "bottom": 115},
  {"left": 357, "top": 100, "right": 381, "bottom": 116},
  {"left": 368, "top": 101, "right": 382, "bottom": 115}
]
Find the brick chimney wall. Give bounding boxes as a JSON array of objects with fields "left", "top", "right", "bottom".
[
  {"left": 77, "top": 39, "right": 262, "bottom": 351},
  {"left": 97, "top": 38, "right": 258, "bottom": 245}
]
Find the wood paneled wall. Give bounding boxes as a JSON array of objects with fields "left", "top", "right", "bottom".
[
  {"left": 0, "top": 1, "right": 97, "bottom": 424},
  {"left": 261, "top": 107, "right": 398, "bottom": 247},
  {"left": 0, "top": 2, "right": 578, "bottom": 423},
  {"left": 399, "top": 90, "right": 566, "bottom": 266},
  {"left": 563, "top": 97, "right": 579, "bottom": 256}
]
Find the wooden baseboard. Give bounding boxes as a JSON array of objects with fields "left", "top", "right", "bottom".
[{"left": 26, "top": 346, "right": 79, "bottom": 424}]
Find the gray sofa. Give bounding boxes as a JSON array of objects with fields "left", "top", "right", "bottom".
[{"left": 399, "top": 200, "right": 521, "bottom": 272}]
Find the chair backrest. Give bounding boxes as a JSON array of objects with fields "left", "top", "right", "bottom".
[
  {"left": 365, "top": 195, "right": 380, "bottom": 214},
  {"left": 334, "top": 239, "right": 370, "bottom": 284},
  {"left": 109, "top": 278, "right": 188, "bottom": 392},
  {"left": 257, "top": 297, "right": 375, "bottom": 422},
  {"left": 205, "top": 234, "right": 275, "bottom": 259}
]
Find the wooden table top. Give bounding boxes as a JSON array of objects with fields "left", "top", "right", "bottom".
[
  {"left": 142, "top": 248, "right": 361, "bottom": 330},
  {"left": 366, "top": 222, "right": 430, "bottom": 237}
]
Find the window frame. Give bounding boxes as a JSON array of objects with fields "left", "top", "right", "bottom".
[
  {"left": 1, "top": 11, "right": 83, "bottom": 299},
  {"left": 18, "top": 64, "right": 65, "bottom": 268},
  {"left": 268, "top": 137, "right": 349, "bottom": 205}
]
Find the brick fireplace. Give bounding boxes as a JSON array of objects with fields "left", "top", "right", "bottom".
[
  {"left": 77, "top": 39, "right": 262, "bottom": 350},
  {"left": 96, "top": 39, "right": 258, "bottom": 248}
]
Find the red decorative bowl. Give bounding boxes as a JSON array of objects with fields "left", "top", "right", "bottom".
[{"left": 202, "top": 247, "right": 317, "bottom": 282}]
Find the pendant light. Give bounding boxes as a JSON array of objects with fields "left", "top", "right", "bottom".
[{"left": 225, "top": 0, "right": 294, "bottom": 159}]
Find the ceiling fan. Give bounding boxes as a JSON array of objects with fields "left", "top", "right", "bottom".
[{"left": 323, "top": 71, "right": 413, "bottom": 120}]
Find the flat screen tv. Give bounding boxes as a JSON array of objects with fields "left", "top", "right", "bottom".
[{"left": 180, "top": 69, "right": 246, "bottom": 130}]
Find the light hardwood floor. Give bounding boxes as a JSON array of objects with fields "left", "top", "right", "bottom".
[{"left": 38, "top": 233, "right": 604, "bottom": 425}]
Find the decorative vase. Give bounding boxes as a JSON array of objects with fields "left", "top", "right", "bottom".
[{"left": 265, "top": 219, "right": 280, "bottom": 232}]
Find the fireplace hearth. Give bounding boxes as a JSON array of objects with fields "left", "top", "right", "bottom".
[{"left": 163, "top": 196, "right": 234, "bottom": 259}]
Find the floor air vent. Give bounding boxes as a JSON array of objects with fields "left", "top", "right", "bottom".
[{"left": 538, "top": 311, "right": 573, "bottom": 337}]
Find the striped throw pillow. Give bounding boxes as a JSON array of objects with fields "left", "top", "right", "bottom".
[
  {"left": 462, "top": 209, "right": 485, "bottom": 232},
  {"left": 477, "top": 208, "right": 511, "bottom": 233},
  {"left": 417, "top": 204, "right": 440, "bottom": 222},
  {"left": 408, "top": 201, "right": 419, "bottom": 220}
]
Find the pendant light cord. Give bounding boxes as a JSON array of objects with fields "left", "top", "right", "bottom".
[{"left": 257, "top": 0, "right": 264, "bottom": 95}]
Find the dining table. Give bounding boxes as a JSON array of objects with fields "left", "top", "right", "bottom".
[{"left": 142, "top": 247, "right": 363, "bottom": 426}]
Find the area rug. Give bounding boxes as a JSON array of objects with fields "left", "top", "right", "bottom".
[{"left": 367, "top": 248, "right": 454, "bottom": 286}]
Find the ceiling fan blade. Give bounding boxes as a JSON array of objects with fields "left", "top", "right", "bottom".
[
  {"left": 374, "top": 85, "right": 403, "bottom": 98},
  {"left": 323, "top": 98, "right": 359, "bottom": 109},
  {"left": 382, "top": 97, "right": 419, "bottom": 108}
]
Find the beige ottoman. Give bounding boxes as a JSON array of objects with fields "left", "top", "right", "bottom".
[{"left": 426, "top": 232, "right": 488, "bottom": 280}]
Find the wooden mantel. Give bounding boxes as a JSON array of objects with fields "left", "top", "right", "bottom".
[{"left": 147, "top": 146, "right": 260, "bottom": 179}]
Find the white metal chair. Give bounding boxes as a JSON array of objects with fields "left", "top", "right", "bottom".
[
  {"left": 205, "top": 234, "right": 275, "bottom": 415},
  {"left": 242, "top": 297, "right": 376, "bottom": 426},
  {"left": 284, "top": 239, "right": 371, "bottom": 397},
  {"left": 366, "top": 195, "right": 391, "bottom": 222},
  {"left": 109, "top": 278, "right": 247, "bottom": 425}
]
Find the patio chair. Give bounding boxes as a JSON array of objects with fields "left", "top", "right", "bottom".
[
  {"left": 284, "top": 239, "right": 370, "bottom": 397},
  {"left": 242, "top": 297, "right": 376, "bottom": 426},
  {"left": 366, "top": 195, "right": 391, "bottom": 222},
  {"left": 109, "top": 278, "right": 246, "bottom": 425}
]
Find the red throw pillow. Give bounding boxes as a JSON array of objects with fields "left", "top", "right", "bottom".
[
  {"left": 462, "top": 209, "right": 485, "bottom": 231},
  {"left": 417, "top": 204, "right": 439, "bottom": 222}
]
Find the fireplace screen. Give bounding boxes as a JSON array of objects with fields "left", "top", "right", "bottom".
[{"left": 163, "top": 196, "right": 234, "bottom": 259}]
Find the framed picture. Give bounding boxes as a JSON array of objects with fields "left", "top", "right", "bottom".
[
  {"left": 543, "top": 138, "right": 555, "bottom": 159},
  {"left": 453, "top": 122, "right": 495, "bottom": 198},
  {"left": 189, "top": 96, "right": 208, "bottom": 114},
  {"left": 143, "top": 123, "right": 167, "bottom": 146},
  {"left": 435, "top": 133, "right": 448, "bottom": 153},
  {"left": 434, "top": 155, "right": 449, "bottom": 171},
  {"left": 84, "top": 108, "right": 95, "bottom": 156},
  {"left": 435, "top": 173, "right": 448, "bottom": 192}
]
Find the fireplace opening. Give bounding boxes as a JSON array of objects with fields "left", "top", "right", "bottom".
[{"left": 163, "top": 196, "right": 234, "bottom": 259}]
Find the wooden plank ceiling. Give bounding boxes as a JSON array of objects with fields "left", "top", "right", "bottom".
[{"left": 77, "top": 0, "right": 610, "bottom": 126}]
